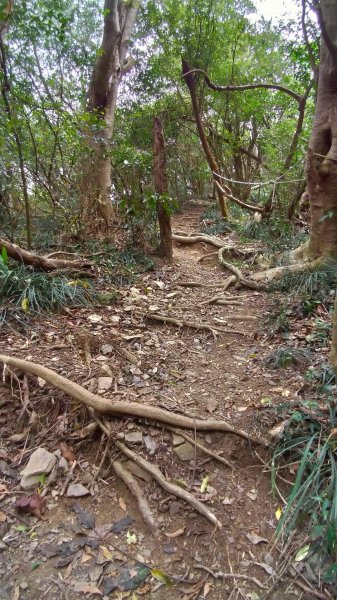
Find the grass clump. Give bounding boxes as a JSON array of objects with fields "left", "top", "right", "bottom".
[
  {"left": 0, "top": 254, "right": 91, "bottom": 324},
  {"left": 273, "top": 397, "right": 337, "bottom": 590},
  {"left": 89, "top": 243, "right": 155, "bottom": 286},
  {"left": 265, "top": 346, "right": 312, "bottom": 369}
]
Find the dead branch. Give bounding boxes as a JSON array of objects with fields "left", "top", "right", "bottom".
[
  {"left": 0, "top": 355, "right": 267, "bottom": 444},
  {"left": 197, "top": 251, "right": 218, "bottom": 263},
  {"left": 112, "top": 460, "right": 157, "bottom": 533},
  {"left": 0, "top": 237, "right": 93, "bottom": 271},
  {"left": 115, "top": 441, "right": 222, "bottom": 529},
  {"left": 134, "top": 310, "right": 220, "bottom": 339},
  {"left": 167, "top": 427, "right": 235, "bottom": 470}
]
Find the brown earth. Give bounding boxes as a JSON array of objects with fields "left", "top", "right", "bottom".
[{"left": 0, "top": 205, "right": 317, "bottom": 600}]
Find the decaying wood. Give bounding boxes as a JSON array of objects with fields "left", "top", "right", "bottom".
[
  {"left": 0, "top": 355, "right": 267, "bottom": 444},
  {"left": 115, "top": 441, "right": 222, "bottom": 529},
  {"left": 112, "top": 459, "right": 157, "bottom": 533},
  {"left": 0, "top": 237, "right": 92, "bottom": 272},
  {"left": 167, "top": 427, "right": 235, "bottom": 470}
]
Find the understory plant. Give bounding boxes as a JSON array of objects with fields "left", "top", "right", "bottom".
[
  {"left": 273, "top": 396, "right": 337, "bottom": 590},
  {"left": 0, "top": 252, "right": 91, "bottom": 324}
]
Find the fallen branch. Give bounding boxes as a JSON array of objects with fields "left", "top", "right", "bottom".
[
  {"left": 167, "top": 427, "right": 235, "bottom": 470},
  {"left": 0, "top": 355, "right": 267, "bottom": 443},
  {"left": 194, "top": 564, "right": 267, "bottom": 590},
  {"left": 115, "top": 441, "right": 222, "bottom": 529},
  {"left": 197, "top": 251, "right": 218, "bottom": 263},
  {"left": 0, "top": 237, "right": 93, "bottom": 272},
  {"left": 134, "top": 310, "right": 220, "bottom": 339},
  {"left": 112, "top": 459, "right": 157, "bottom": 533}
]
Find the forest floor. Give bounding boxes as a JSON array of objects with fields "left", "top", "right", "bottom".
[{"left": 0, "top": 204, "right": 326, "bottom": 600}]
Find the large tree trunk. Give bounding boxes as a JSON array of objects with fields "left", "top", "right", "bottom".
[
  {"left": 307, "top": 0, "right": 337, "bottom": 258},
  {"left": 78, "top": 0, "right": 138, "bottom": 237},
  {"left": 153, "top": 117, "right": 173, "bottom": 260}
]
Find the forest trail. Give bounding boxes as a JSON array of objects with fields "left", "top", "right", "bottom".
[{"left": 0, "top": 204, "right": 306, "bottom": 600}]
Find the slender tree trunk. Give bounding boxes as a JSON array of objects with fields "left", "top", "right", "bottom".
[
  {"left": 153, "top": 117, "right": 173, "bottom": 260},
  {"left": 79, "top": 0, "right": 138, "bottom": 237},
  {"left": 307, "top": 0, "right": 337, "bottom": 258},
  {"left": 182, "top": 59, "right": 228, "bottom": 218}
]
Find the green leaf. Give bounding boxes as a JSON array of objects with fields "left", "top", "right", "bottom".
[
  {"left": 126, "top": 531, "right": 137, "bottom": 545},
  {"left": 150, "top": 568, "right": 173, "bottom": 587},
  {"left": 294, "top": 544, "right": 310, "bottom": 562},
  {"left": 1, "top": 247, "right": 8, "bottom": 264},
  {"left": 200, "top": 474, "right": 210, "bottom": 493}
]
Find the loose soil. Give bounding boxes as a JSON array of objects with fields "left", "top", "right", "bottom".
[{"left": 0, "top": 205, "right": 314, "bottom": 600}]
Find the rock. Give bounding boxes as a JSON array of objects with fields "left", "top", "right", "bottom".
[
  {"left": 66, "top": 484, "right": 90, "bottom": 498},
  {"left": 169, "top": 501, "right": 181, "bottom": 516},
  {"left": 100, "top": 344, "right": 113, "bottom": 355},
  {"left": 125, "top": 460, "right": 152, "bottom": 483},
  {"left": 124, "top": 431, "right": 143, "bottom": 444},
  {"left": 143, "top": 436, "right": 157, "bottom": 455},
  {"left": 59, "top": 457, "right": 68, "bottom": 470},
  {"left": 20, "top": 448, "right": 56, "bottom": 489},
  {"left": 97, "top": 377, "right": 113, "bottom": 392},
  {"left": 173, "top": 442, "right": 195, "bottom": 462},
  {"left": 171, "top": 433, "right": 185, "bottom": 447}
]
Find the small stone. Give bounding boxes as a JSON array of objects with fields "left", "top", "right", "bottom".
[
  {"left": 59, "top": 457, "right": 68, "bottom": 470},
  {"left": 66, "top": 483, "right": 90, "bottom": 498},
  {"left": 169, "top": 501, "right": 181, "bottom": 516},
  {"left": 97, "top": 377, "right": 113, "bottom": 391},
  {"left": 173, "top": 442, "right": 195, "bottom": 462},
  {"left": 171, "top": 434, "right": 185, "bottom": 447},
  {"left": 20, "top": 448, "right": 56, "bottom": 489},
  {"left": 205, "top": 434, "right": 212, "bottom": 444},
  {"left": 101, "top": 344, "right": 113, "bottom": 355},
  {"left": 143, "top": 436, "right": 157, "bottom": 455},
  {"left": 125, "top": 460, "right": 152, "bottom": 482},
  {"left": 124, "top": 431, "right": 143, "bottom": 444}
]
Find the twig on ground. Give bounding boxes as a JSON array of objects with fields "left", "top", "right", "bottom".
[
  {"left": 193, "top": 564, "right": 267, "bottom": 589},
  {"left": 112, "top": 459, "right": 157, "bottom": 534},
  {"left": 134, "top": 310, "right": 220, "bottom": 339},
  {"left": 60, "top": 460, "right": 77, "bottom": 496},
  {"left": 115, "top": 441, "right": 222, "bottom": 529}
]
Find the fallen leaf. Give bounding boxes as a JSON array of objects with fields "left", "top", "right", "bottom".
[
  {"left": 203, "top": 580, "right": 212, "bottom": 598},
  {"left": 126, "top": 531, "right": 137, "bottom": 545},
  {"left": 99, "top": 545, "right": 113, "bottom": 561},
  {"left": 294, "top": 544, "right": 310, "bottom": 562},
  {"left": 246, "top": 532, "right": 268, "bottom": 545},
  {"left": 37, "top": 377, "right": 46, "bottom": 388},
  {"left": 275, "top": 506, "right": 282, "bottom": 520},
  {"left": 119, "top": 496, "right": 127, "bottom": 511},
  {"left": 15, "top": 491, "right": 45, "bottom": 519},
  {"left": 60, "top": 442, "right": 76, "bottom": 462},
  {"left": 88, "top": 314, "right": 103, "bottom": 323},
  {"left": 246, "top": 489, "right": 257, "bottom": 501},
  {"left": 200, "top": 475, "right": 210, "bottom": 493},
  {"left": 73, "top": 583, "right": 102, "bottom": 595},
  {"left": 206, "top": 398, "right": 218, "bottom": 413},
  {"left": 0, "top": 511, "right": 7, "bottom": 522},
  {"left": 150, "top": 568, "right": 173, "bottom": 587}
]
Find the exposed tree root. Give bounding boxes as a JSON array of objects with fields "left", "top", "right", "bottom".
[
  {"left": 218, "top": 249, "right": 265, "bottom": 290},
  {"left": 112, "top": 459, "right": 157, "bottom": 534},
  {"left": 115, "top": 441, "right": 222, "bottom": 529},
  {"left": 167, "top": 427, "right": 235, "bottom": 470},
  {"left": 199, "top": 294, "right": 243, "bottom": 306},
  {"left": 0, "top": 237, "right": 93, "bottom": 272},
  {"left": 0, "top": 355, "right": 267, "bottom": 444},
  {"left": 250, "top": 259, "right": 320, "bottom": 283},
  {"left": 173, "top": 233, "right": 226, "bottom": 248},
  {"left": 135, "top": 310, "right": 246, "bottom": 338},
  {"left": 197, "top": 251, "right": 218, "bottom": 263}
]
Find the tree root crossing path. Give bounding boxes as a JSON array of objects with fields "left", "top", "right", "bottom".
[{"left": 0, "top": 205, "right": 305, "bottom": 600}]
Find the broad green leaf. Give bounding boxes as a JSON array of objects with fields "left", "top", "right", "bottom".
[{"left": 150, "top": 569, "right": 173, "bottom": 587}]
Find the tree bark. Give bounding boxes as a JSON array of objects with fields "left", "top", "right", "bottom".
[
  {"left": 182, "top": 59, "right": 228, "bottom": 218},
  {"left": 307, "top": 0, "right": 337, "bottom": 258},
  {"left": 0, "top": 237, "right": 92, "bottom": 271},
  {"left": 153, "top": 117, "right": 173, "bottom": 260},
  {"left": 78, "top": 0, "right": 138, "bottom": 237}
]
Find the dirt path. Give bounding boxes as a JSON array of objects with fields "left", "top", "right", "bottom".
[{"left": 0, "top": 205, "right": 306, "bottom": 600}]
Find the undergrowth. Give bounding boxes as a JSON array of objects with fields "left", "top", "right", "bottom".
[
  {"left": 87, "top": 242, "right": 155, "bottom": 286},
  {"left": 0, "top": 254, "right": 92, "bottom": 325}
]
